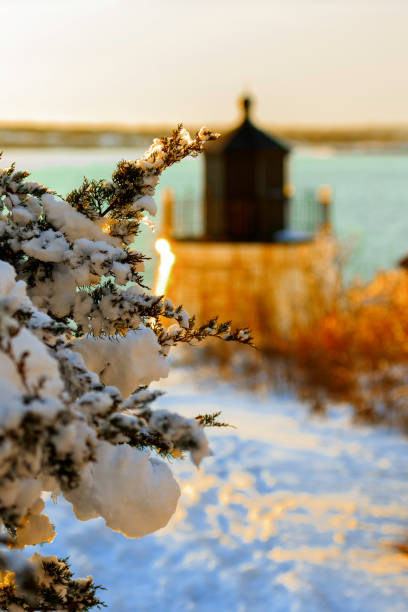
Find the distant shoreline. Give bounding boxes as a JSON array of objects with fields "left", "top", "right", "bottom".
[{"left": 1, "top": 122, "right": 408, "bottom": 150}]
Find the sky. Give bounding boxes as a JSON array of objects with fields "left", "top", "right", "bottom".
[{"left": 1, "top": 0, "right": 407, "bottom": 127}]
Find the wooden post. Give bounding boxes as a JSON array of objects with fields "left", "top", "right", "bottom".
[
  {"left": 317, "top": 184, "right": 333, "bottom": 231},
  {"left": 161, "top": 187, "right": 174, "bottom": 239}
]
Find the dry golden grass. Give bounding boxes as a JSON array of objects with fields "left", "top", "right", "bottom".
[
  {"left": 277, "top": 259, "right": 408, "bottom": 428},
  {"left": 188, "top": 236, "right": 408, "bottom": 432}
]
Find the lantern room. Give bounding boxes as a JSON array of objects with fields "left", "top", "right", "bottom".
[{"left": 203, "top": 96, "right": 290, "bottom": 242}]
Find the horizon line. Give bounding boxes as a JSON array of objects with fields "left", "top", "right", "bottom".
[{"left": 1, "top": 119, "right": 408, "bottom": 135}]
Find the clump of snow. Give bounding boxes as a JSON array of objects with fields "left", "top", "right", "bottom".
[
  {"left": 64, "top": 440, "right": 180, "bottom": 538},
  {"left": 22, "top": 229, "right": 69, "bottom": 263},
  {"left": 12, "top": 206, "right": 35, "bottom": 226},
  {"left": 177, "top": 309, "right": 190, "bottom": 329},
  {"left": 0, "top": 262, "right": 63, "bottom": 397},
  {"left": 147, "top": 410, "right": 211, "bottom": 467},
  {"left": 26, "top": 196, "right": 43, "bottom": 219},
  {"left": 0, "top": 326, "right": 63, "bottom": 397},
  {"left": 14, "top": 499, "right": 55, "bottom": 549},
  {"left": 67, "top": 238, "right": 131, "bottom": 285},
  {"left": 0, "top": 479, "right": 43, "bottom": 524},
  {"left": 0, "top": 261, "right": 29, "bottom": 313},
  {"left": 71, "top": 326, "right": 169, "bottom": 397},
  {"left": 132, "top": 194, "right": 157, "bottom": 216},
  {"left": 41, "top": 193, "right": 120, "bottom": 247}
]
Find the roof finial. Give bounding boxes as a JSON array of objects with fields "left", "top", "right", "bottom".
[{"left": 240, "top": 95, "right": 252, "bottom": 122}]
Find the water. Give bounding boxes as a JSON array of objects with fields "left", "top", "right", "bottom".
[
  {"left": 2, "top": 147, "right": 408, "bottom": 282},
  {"left": 291, "top": 149, "right": 408, "bottom": 282}
]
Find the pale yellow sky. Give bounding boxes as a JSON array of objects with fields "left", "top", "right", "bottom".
[{"left": 1, "top": 0, "right": 407, "bottom": 127}]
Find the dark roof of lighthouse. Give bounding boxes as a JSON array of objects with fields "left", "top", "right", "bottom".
[{"left": 206, "top": 96, "right": 290, "bottom": 155}]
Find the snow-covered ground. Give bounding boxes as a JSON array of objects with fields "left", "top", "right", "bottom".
[{"left": 39, "top": 367, "right": 408, "bottom": 611}]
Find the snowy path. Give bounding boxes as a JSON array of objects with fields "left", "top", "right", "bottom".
[{"left": 41, "top": 368, "right": 408, "bottom": 611}]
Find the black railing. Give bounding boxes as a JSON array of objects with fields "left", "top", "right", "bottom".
[
  {"left": 289, "top": 190, "right": 326, "bottom": 234},
  {"left": 171, "top": 191, "right": 328, "bottom": 240}
]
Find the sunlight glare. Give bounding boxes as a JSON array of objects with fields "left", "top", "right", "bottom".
[{"left": 154, "top": 238, "right": 175, "bottom": 295}]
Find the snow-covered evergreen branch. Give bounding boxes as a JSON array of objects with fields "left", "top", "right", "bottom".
[
  {"left": 0, "top": 125, "right": 251, "bottom": 609},
  {"left": 0, "top": 551, "right": 105, "bottom": 611}
]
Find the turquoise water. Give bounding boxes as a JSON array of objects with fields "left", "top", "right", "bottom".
[
  {"left": 2, "top": 148, "right": 408, "bottom": 283},
  {"left": 291, "top": 150, "right": 408, "bottom": 281}
]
